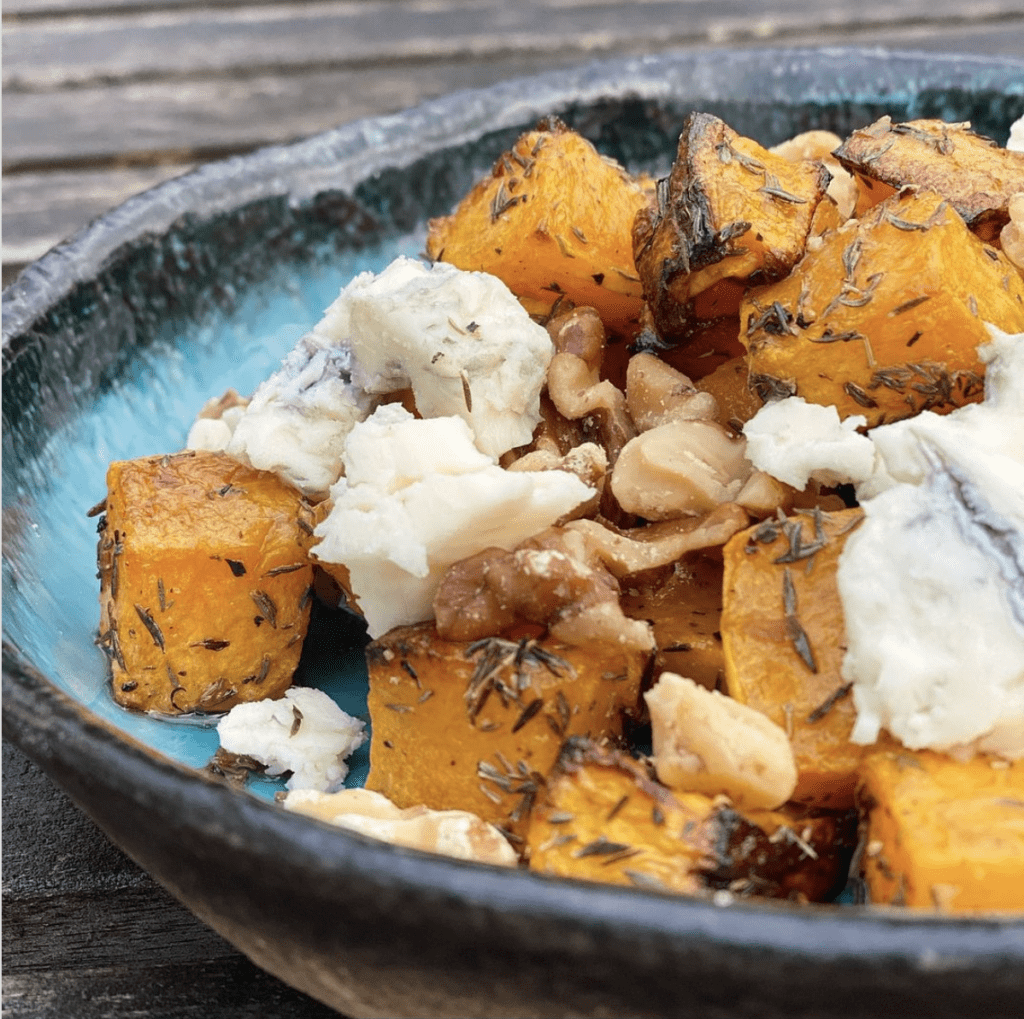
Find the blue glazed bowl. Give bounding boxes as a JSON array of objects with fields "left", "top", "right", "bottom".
[{"left": 4, "top": 47, "right": 1024, "bottom": 1018}]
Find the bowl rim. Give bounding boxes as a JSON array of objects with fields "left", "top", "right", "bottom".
[{"left": 4, "top": 44, "right": 1024, "bottom": 976}]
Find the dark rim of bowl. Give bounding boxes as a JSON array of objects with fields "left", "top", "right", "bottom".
[{"left": 4, "top": 46, "right": 1024, "bottom": 969}]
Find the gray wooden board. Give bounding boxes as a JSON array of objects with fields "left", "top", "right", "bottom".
[
  {"left": 6, "top": 21, "right": 1024, "bottom": 171},
  {"left": 5, "top": 0, "right": 1023, "bottom": 91},
  {"left": 2, "top": 739, "right": 344, "bottom": 1018},
  {"left": 5, "top": 19, "right": 1024, "bottom": 279}
]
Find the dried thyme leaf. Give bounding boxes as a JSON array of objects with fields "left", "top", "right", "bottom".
[
  {"left": 250, "top": 590, "right": 278, "bottom": 627},
  {"left": 806, "top": 682, "right": 853, "bottom": 723},
  {"left": 191, "top": 638, "right": 231, "bottom": 651},
  {"left": 511, "top": 697, "right": 544, "bottom": 734},
  {"left": 575, "top": 835, "right": 633, "bottom": 858},
  {"left": 206, "top": 747, "right": 266, "bottom": 787},
  {"left": 133, "top": 604, "right": 165, "bottom": 650}
]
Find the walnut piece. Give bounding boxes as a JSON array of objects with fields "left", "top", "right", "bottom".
[
  {"left": 1000, "top": 192, "right": 1024, "bottom": 275},
  {"left": 645, "top": 672, "right": 797, "bottom": 809},
  {"left": 433, "top": 528, "right": 655, "bottom": 652},
  {"left": 610, "top": 419, "right": 752, "bottom": 520},
  {"left": 283, "top": 787, "right": 519, "bottom": 866},
  {"left": 505, "top": 442, "right": 607, "bottom": 521},
  {"left": 564, "top": 502, "right": 749, "bottom": 578},
  {"left": 545, "top": 307, "right": 637, "bottom": 463},
  {"left": 770, "top": 130, "right": 858, "bottom": 221},
  {"left": 625, "top": 352, "right": 718, "bottom": 430}
]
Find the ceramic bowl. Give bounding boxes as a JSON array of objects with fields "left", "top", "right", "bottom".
[{"left": 4, "top": 47, "right": 1024, "bottom": 1019}]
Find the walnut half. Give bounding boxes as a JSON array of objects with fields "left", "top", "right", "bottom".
[
  {"left": 433, "top": 531, "right": 655, "bottom": 652},
  {"left": 283, "top": 788, "right": 519, "bottom": 866},
  {"left": 645, "top": 672, "right": 797, "bottom": 810}
]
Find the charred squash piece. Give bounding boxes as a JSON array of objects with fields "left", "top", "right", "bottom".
[
  {"left": 640, "top": 309, "right": 748, "bottom": 383},
  {"left": 858, "top": 751, "right": 1024, "bottom": 912},
  {"left": 97, "top": 450, "right": 315, "bottom": 714},
  {"left": 425, "top": 117, "right": 649, "bottom": 339},
  {"left": 741, "top": 186, "right": 1024, "bottom": 427},
  {"left": 633, "top": 112, "right": 832, "bottom": 339},
  {"left": 620, "top": 552, "right": 725, "bottom": 691},
  {"left": 834, "top": 117, "right": 1024, "bottom": 242},
  {"left": 721, "top": 509, "right": 899, "bottom": 809},
  {"left": 526, "top": 737, "right": 856, "bottom": 901},
  {"left": 364, "top": 623, "right": 647, "bottom": 841}
]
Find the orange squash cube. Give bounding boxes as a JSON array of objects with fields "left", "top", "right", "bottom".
[
  {"left": 526, "top": 737, "right": 855, "bottom": 901},
  {"left": 364, "top": 623, "right": 647, "bottom": 840},
  {"left": 858, "top": 751, "right": 1024, "bottom": 912},
  {"left": 97, "top": 450, "right": 315, "bottom": 714},
  {"left": 721, "top": 508, "right": 898, "bottom": 808},
  {"left": 426, "top": 118, "right": 650, "bottom": 339},
  {"left": 741, "top": 187, "right": 1024, "bottom": 426}
]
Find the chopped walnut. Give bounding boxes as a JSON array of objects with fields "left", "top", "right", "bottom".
[
  {"left": 433, "top": 529, "right": 655, "bottom": 652},
  {"left": 499, "top": 393, "right": 584, "bottom": 468},
  {"left": 196, "top": 387, "right": 250, "bottom": 420},
  {"left": 645, "top": 672, "right": 797, "bottom": 809},
  {"left": 186, "top": 388, "right": 251, "bottom": 452},
  {"left": 432, "top": 547, "right": 518, "bottom": 641},
  {"left": 625, "top": 352, "right": 719, "bottom": 430},
  {"left": 506, "top": 442, "right": 607, "bottom": 521},
  {"left": 564, "top": 502, "right": 749, "bottom": 579},
  {"left": 610, "top": 419, "right": 752, "bottom": 520},
  {"left": 1000, "top": 192, "right": 1024, "bottom": 276},
  {"left": 771, "top": 130, "right": 858, "bottom": 221},
  {"left": 733, "top": 469, "right": 796, "bottom": 518},
  {"left": 546, "top": 302, "right": 606, "bottom": 369},
  {"left": 545, "top": 307, "right": 637, "bottom": 463},
  {"left": 283, "top": 787, "right": 519, "bottom": 866}
]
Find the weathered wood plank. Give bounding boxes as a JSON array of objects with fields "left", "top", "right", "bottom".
[
  {"left": 7, "top": 21, "right": 1024, "bottom": 170},
  {"left": 2, "top": 51, "right": 607, "bottom": 169},
  {"left": 2, "top": 164, "right": 194, "bottom": 273},
  {"left": 1, "top": 959, "right": 342, "bottom": 1019},
  {"left": 2, "top": 739, "right": 342, "bottom": 1017},
  {"left": 5, "top": 0, "right": 1022, "bottom": 92}
]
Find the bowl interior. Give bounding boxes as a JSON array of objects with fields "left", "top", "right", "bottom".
[{"left": 4, "top": 46, "right": 1024, "bottom": 847}]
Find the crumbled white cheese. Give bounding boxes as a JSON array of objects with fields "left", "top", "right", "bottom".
[
  {"left": 839, "top": 328, "right": 1024, "bottom": 755},
  {"left": 311, "top": 404, "right": 594, "bottom": 638},
  {"left": 1007, "top": 113, "right": 1024, "bottom": 152},
  {"left": 744, "top": 328, "right": 1024, "bottom": 756},
  {"left": 219, "top": 257, "right": 551, "bottom": 494},
  {"left": 216, "top": 686, "right": 366, "bottom": 792},
  {"left": 225, "top": 332, "right": 375, "bottom": 500},
  {"left": 342, "top": 256, "right": 552, "bottom": 458},
  {"left": 742, "top": 397, "right": 875, "bottom": 489}
]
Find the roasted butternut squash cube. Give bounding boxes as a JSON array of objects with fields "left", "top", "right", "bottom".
[
  {"left": 721, "top": 508, "right": 897, "bottom": 808},
  {"left": 741, "top": 187, "right": 1024, "bottom": 426},
  {"left": 365, "top": 623, "right": 647, "bottom": 839},
  {"left": 526, "top": 737, "right": 855, "bottom": 901},
  {"left": 834, "top": 117, "right": 1024, "bottom": 242},
  {"left": 633, "top": 111, "right": 831, "bottom": 339},
  {"left": 858, "top": 751, "right": 1024, "bottom": 912},
  {"left": 620, "top": 552, "right": 725, "bottom": 690},
  {"left": 426, "top": 117, "right": 649, "bottom": 339},
  {"left": 97, "top": 450, "right": 316, "bottom": 714}
]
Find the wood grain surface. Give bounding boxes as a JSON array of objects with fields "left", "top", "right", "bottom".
[
  {"left": 4, "top": 0, "right": 1024, "bottom": 279},
  {"left": 3, "top": 3, "right": 1023, "bottom": 1017}
]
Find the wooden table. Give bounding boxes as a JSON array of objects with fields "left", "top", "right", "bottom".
[{"left": 3, "top": 2, "right": 1023, "bottom": 1016}]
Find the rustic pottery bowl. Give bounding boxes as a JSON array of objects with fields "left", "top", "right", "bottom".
[{"left": 4, "top": 47, "right": 1024, "bottom": 1019}]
